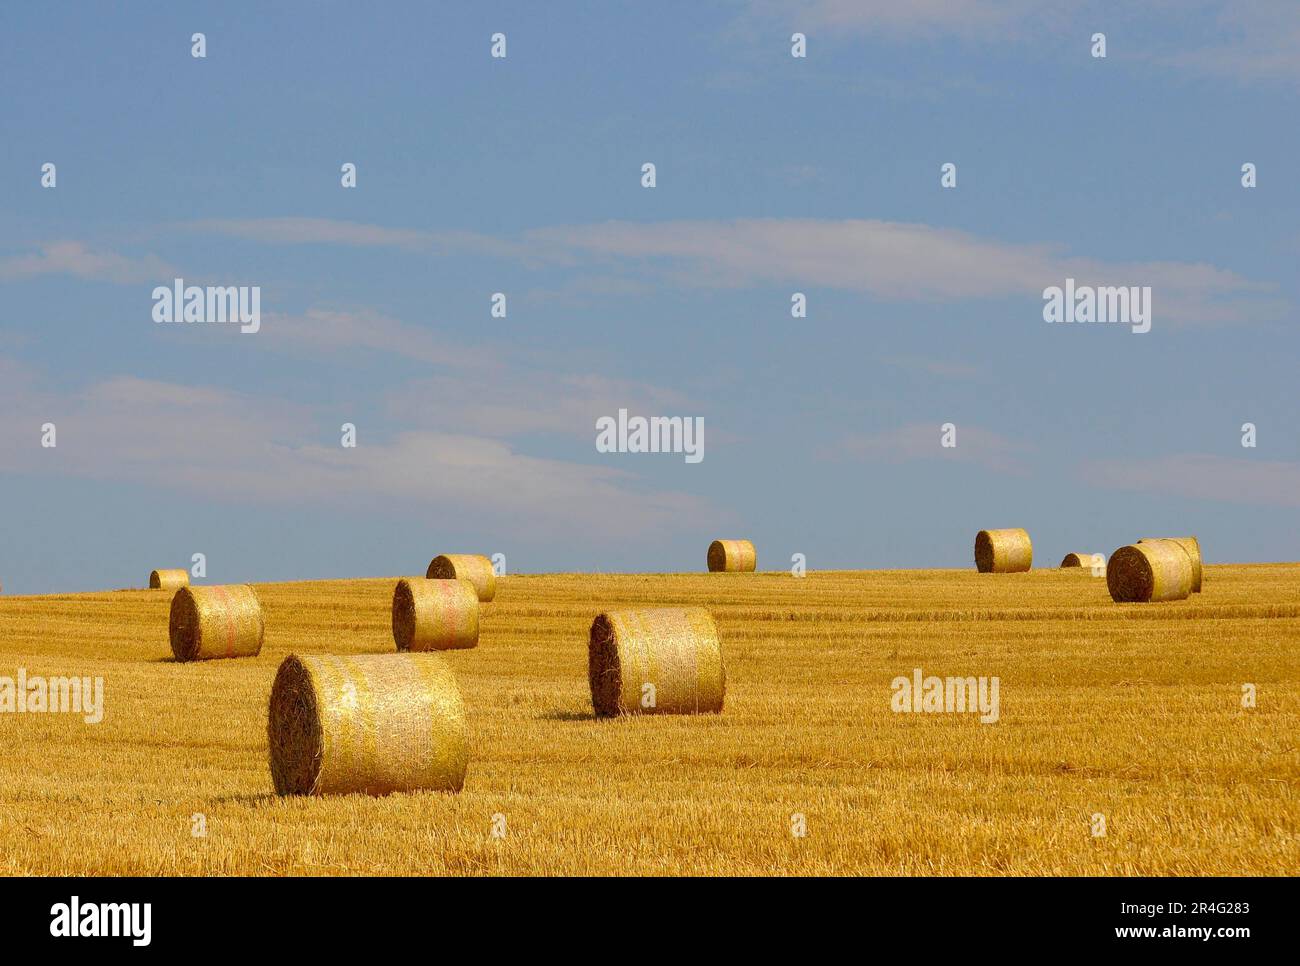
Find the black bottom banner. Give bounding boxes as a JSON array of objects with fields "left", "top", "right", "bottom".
[{"left": 0, "top": 875, "right": 1280, "bottom": 952}]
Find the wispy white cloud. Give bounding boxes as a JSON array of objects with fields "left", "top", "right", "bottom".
[
  {"left": 148, "top": 293, "right": 699, "bottom": 444},
  {"left": 385, "top": 371, "right": 695, "bottom": 440},
  {"left": 178, "top": 215, "right": 1282, "bottom": 326},
  {"left": 247, "top": 306, "right": 696, "bottom": 443},
  {"left": 0, "top": 365, "right": 716, "bottom": 538},
  {"left": 779, "top": 163, "right": 826, "bottom": 186},
  {"left": 880, "top": 354, "right": 984, "bottom": 379},
  {"left": 741, "top": 1, "right": 1300, "bottom": 84},
  {"left": 1082, "top": 453, "right": 1300, "bottom": 508},
  {"left": 522, "top": 274, "right": 656, "bottom": 306},
  {"left": 189, "top": 217, "right": 430, "bottom": 249},
  {"left": 190, "top": 217, "right": 537, "bottom": 260},
  {"left": 744, "top": 0, "right": 1057, "bottom": 39},
  {"left": 259, "top": 308, "right": 494, "bottom": 371},
  {"left": 526, "top": 218, "right": 1279, "bottom": 326},
  {"left": 278, "top": 431, "right": 712, "bottom": 538},
  {"left": 1149, "top": 0, "right": 1300, "bottom": 85},
  {"left": 826, "top": 422, "right": 1028, "bottom": 473},
  {"left": 0, "top": 241, "right": 175, "bottom": 284}
]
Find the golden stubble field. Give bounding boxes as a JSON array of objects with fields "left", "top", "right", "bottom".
[{"left": 1, "top": 565, "right": 1297, "bottom": 876}]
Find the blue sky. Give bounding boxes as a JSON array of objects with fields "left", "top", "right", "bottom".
[{"left": 2, "top": 1, "right": 1298, "bottom": 594}]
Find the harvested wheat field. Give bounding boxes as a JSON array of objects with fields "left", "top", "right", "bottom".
[{"left": 1, "top": 565, "right": 1297, "bottom": 876}]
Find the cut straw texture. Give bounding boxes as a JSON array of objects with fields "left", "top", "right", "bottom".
[
  {"left": 426, "top": 554, "right": 496, "bottom": 602},
  {"left": 1139, "top": 536, "right": 1202, "bottom": 592},
  {"left": 707, "top": 539, "right": 756, "bottom": 573},
  {"left": 1107, "top": 541, "right": 1193, "bottom": 603},
  {"left": 392, "top": 578, "right": 479, "bottom": 651},
  {"left": 974, "top": 528, "right": 1033, "bottom": 573},
  {"left": 149, "top": 568, "right": 189, "bottom": 591},
  {"left": 267, "top": 652, "right": 468, "bottom": 796},
  {"left": 588, "top": 608, "right": 725, "bottom": 717},
  {"left": 1060, "top": 553, "right": 1102, "bottom": 569},
  {"left": 169, "top": 584, "right": 264, "bottom": 662}
]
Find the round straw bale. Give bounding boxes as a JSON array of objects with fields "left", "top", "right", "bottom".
[
  {"left": 426, "top": 554, "right": 496, "bottom": 602},
  {"left": 1060, "top": 552, "right": 1101, "bottom": 569},
  {"left": 974, "top": 528, "right": 1033, "bottom": 573},
  {"left": 267, "top": 652, "right": 468, "bottom": 796},
  {"left": 169, "top": 584, "right": 263, "bottom": 661},
  {"left": 706, "top": 539, "right": 756, "bottom": 573},
  {"left": 1107, "top": 542, "right": 1193, "bottom": 603},
  {"left": 588, "top": 608, "right": 725, "bottom": 717},
  {"left": 392, "top": 578, "right": 478, "bottom": 651},
  {"left": 149, "top": 568, "right": 190, "bottom": 591},
  {"left": 1139, "top": 536, "right": 1202, "bottom": 592}
]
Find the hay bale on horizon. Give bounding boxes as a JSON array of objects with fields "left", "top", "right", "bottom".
[
  {"left": 974, "top": 528, "right": 1033, "bottom": 573},
  {"left": 707, "top": 539, "right": 756, "bottom": 573},
  {"left": 169, "top": 584, "right": 263, "bottom": 661},
  {"left": 426, "top": 554, "right": 496, "bottom": 602},
  {"left": 149, "top": 569, "right": 189, "bottom": 591},
  {"left": 1139, "top": 536, "right": 1202, "bottom": 592},
  {"left": 1107, "top": 542, "right": 1193, "bottom": 603},
  {"left": 392, "top": 578, "right": 478, "bottom": 651},
  {"left": 267, "top": 652, "right": 468, "bottom": 796},
  {"left": 1060, "top": 552, "right": 1102, "bottom": 569},
  {"left": 588, "top": 608, "right": 725, "bottom": 717}
]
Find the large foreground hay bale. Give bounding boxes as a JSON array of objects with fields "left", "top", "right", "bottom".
[
  {"left": 426, "top": 554, "right": 496, "bottom": 602},
  {"left": 974, "top": 528, "right": 1032, "bottom": 573},
  {"left": 1060, "top": 552, "right": 1102, "bottom": 569},
  {"left": 392, "top": 578, "right": 478, "bottom": 651},
  {"left": 707, "top": 539, "right": 756, "bottom": 573},
  {"left": 1107, "top": 542, "right": 1193, "bottom": 602},
  {"left": 1139, "top": 536, "right": 1202, "bottom": 592},
  {"left": 149, "top": 568, "right": 189, "bottom": 591},
  {"left": 267, "top": 652, "right": 468, "bottom": 796},
  {"left": 588, "top": 608, "right": 725, "bottom": 717},
  {"left": 169, "top": 584, "right": 263, "bottom": 661}
]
